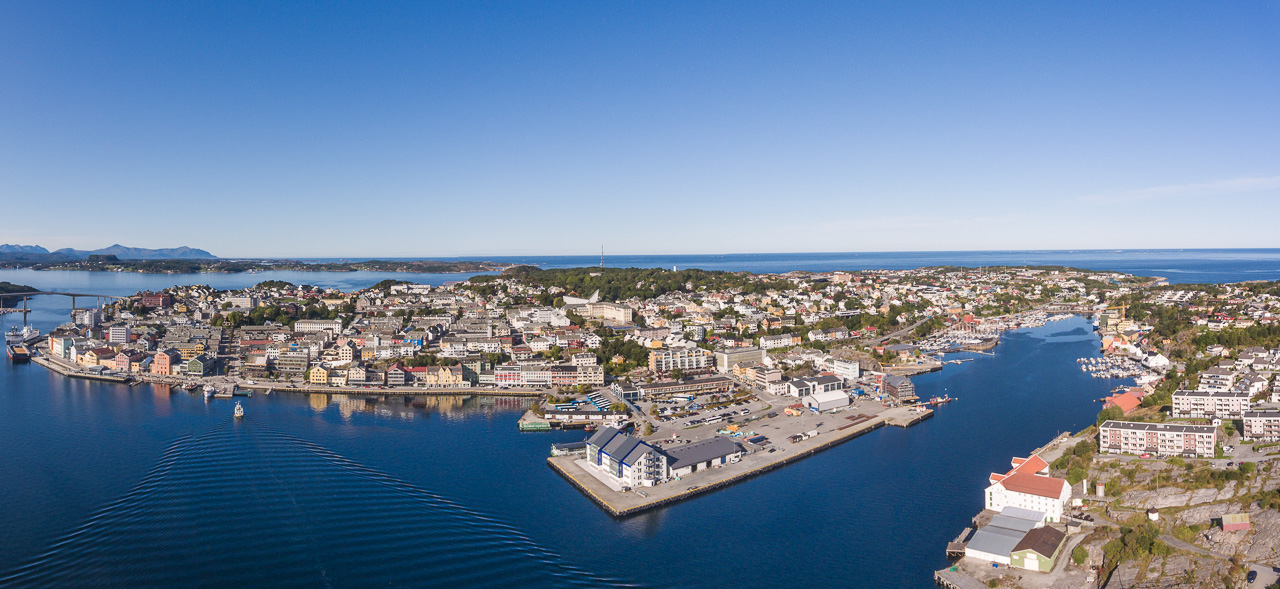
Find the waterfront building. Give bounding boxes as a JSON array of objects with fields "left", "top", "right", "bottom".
[
  {"left": 186, "top": 354, "right": 214, "bottom": 376},
  {"left": 150, "top": 348, "right": 181, "bottom": 375},
  {"left": 648, "top": 347, "right": 714, "bottom": 373},
  {"left": 1242, "top": 410, "right": 1280, "bottom": 442},
  {"left": 585, "top": 427, "right": 666, "bottom": 488},
  {"left": 984, "top": 456, "right": 1070, "bottom": 523},
  {"left": 964, "top": 506, "right": 1045, "bottom": 566},
  {"left": 1009, "top": 526, "right": 1066, "bottom": 573},
  {"left": 1171, "top": 389, "right": 1251, "bottom": 419},
  {"left": 882, "top": 374, "right": 917, "bottom": 403},
  {"left": 663, "top": 437, "right": 745, "bottom": 478},
  {"left": 1098, "top": 420, "right": 1216, "bottom": 458}
]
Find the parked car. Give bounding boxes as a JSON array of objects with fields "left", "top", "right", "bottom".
[
  {"left": 1139, "top": 453, "right": 1152, "bottom": 458},
  {"left": 1247, "top": 570, "right": 1257, "bottom": 583}
]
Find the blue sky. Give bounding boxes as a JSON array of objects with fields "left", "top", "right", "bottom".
[{"left": 2, "top": 2, "right": 1277, "bottom": 258}]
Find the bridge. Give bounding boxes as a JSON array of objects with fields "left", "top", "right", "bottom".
[{"left": 0, "top": 291, "right": 128, "bottom": 318}]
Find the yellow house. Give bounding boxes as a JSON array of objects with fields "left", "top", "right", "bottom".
[
  {"left": 308, "top": 365, "right": 330, "bottom": 385},
  {"left": 410, "top": 366, "right": 465, "bottom": 387},
  {"left": 174, "top": 342, "right": 206, "bottom": 360}
]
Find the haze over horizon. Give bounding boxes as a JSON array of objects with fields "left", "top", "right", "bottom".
[{"left": 3, "top": 2, "right": 1277, "bottom": 257}]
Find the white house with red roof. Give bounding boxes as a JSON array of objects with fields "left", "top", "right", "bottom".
[{"left": 984, "top": 455, "right": 1071, "bottom": 523}]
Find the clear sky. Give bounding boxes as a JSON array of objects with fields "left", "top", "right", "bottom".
[{"left": 2, "top": 2, "right": 1278, "bottom": 258}]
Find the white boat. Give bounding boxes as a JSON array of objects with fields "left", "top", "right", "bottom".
[
  {"left": 234, "top": 402, "right": 244, "bottom": 418},
  {"left": 203, "top": 385, "right": 216, "bottom": 399},
  {"left": 5, "top": 325, "right": 40, "bottom": 346}
]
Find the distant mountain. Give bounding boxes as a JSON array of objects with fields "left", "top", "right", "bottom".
[
  {"left": 50, "top": 245, "right": 217, "bottom": 260},
  {"left": 0, "top": 244, "right": 51, "bottom": 255}
]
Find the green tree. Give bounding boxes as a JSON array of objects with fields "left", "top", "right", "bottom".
[
  {"left": 1096, "top": 406, "right": 1123, "bottom": 426},
  {"left": 1071, "top": 545, "right": 1088, "bottom": 566}
]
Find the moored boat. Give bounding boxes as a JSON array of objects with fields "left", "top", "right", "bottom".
[{"left": 7, "top": 344, "right": 30, "bottom": 363}]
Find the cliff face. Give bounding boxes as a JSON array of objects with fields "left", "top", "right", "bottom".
[{"left": 1093, "top": 459, "right": 1280, "bottom": 588}]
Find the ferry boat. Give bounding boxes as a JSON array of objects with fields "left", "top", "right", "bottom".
[
  {"left": 5, "top": 325, "right": 40, "bottom": 346},
  {"left": 928, "top": 395, "right": 953, "bottom": 405},
  {"left": 234, "top": 402, "right": 244, "bottom": 419},
  {"left": 6, "top": 344, "right": 30, "bottom": 363}
]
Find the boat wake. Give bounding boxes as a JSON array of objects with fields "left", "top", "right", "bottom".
[{"left": 0, "top": 422, "right": 641, "bottom": 588}]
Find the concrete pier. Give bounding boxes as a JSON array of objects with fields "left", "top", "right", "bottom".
[{"left": 550, "top": 405, "right": 935, "bottom": 517}]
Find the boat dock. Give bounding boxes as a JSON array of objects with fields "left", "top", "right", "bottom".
[{"left": 945, "top": 527, "right": 971, "bottom": 558}]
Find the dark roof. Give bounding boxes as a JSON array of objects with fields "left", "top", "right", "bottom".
[
  {"left": 586, "top": 426, "right": 620, "bottom": 448},
  {"left": 664, "top": 437, "right": 742, "bottom": 469},
  {"left": 1012, "top": 526, "right": 1065, "bottom": 558}
]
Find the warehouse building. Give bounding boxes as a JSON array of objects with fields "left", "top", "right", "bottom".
[{"left": 664, "top": 437, "right": 745, "bottom": 478}]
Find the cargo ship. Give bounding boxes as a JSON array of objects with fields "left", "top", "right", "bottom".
[{"left": 7, "top": 344, "right": 30, "bottom": 363}]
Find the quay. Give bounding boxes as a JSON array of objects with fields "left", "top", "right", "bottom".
[
  {"left": 32, "top": 356, "right": 133, "bottom": 384},
  {"left": 31, "top": 361, "right": 545, "bottom": 398},
  {"left": 887, "top": 407, "right": 933, "bottom": 427},
  {"left": 934, "top": 567, "right": 987, "bottom": 589},
  {"left": 549, "top": 405, "right": 931, "bottom": 517}
]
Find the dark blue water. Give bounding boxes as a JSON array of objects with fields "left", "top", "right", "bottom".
[
  {"left": 1, "top": 277, "right": 1120, "bottom": 588},
  {"left": 315, "top": 248, "right": 1280, "bottom": 285}
]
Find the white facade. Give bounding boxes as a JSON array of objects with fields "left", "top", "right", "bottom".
[
  {"left": 831, "top": 358, "right": 860, "bottom": 381},
  {"left": 1171, "top": 390, "right": 1251, "bottom": 419},
  {"left": 984, "top": 479, "right": 1070, "bottom": 524},
  {"left": 802, "top": 390, "right": 851, "bottom": 412}
]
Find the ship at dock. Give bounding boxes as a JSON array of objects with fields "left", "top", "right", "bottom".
[
  {"left": 6, "top": 344, "right": 31, "bottom": 363},
  {"left": 5, "top": 325, "right": 41, "bottom": 346}
]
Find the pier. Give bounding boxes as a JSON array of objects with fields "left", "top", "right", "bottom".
[
  {"left": 934, "top": 567, "right": 987, "bottom": 589},
  {"left": 549, "top": 405, "right": 933, "bottom": 517}
]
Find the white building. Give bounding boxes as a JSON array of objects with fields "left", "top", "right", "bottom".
[
  {"left": 294, "top": 319, "right": 343, "bottom": 334},
  {"left": 984, "top": 456, "right": 1070, "bottom": 524},
  {"left": 830, "top": 358, "right": 860, "bottom": 381},
  {"left": 1098, "top": 420, "right": 1217, "bottom": 458},
  {"left": 585, "top": 427, "right": 666, "bottom": 488},
  {"left": 802, "top": 390, "right": 851, "bottom": 412},
  {"left": 1171, "top": 390, "right": 1251, "bottom": 419},
  {"left": 759, "top": 334, "right": 796, "bottom": 350},
  {"left": 648, "top": 347, "right": 714, "bottom": 373}
]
